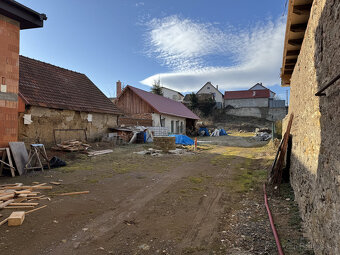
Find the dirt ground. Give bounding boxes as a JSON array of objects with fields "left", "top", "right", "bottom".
[{"left": 0, "top": 134, "right": 313, "bottom": 255}]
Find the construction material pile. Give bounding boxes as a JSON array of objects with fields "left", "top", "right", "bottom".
[
  {"left": 0, "top": 182, "right": 51, "bottom": 226},
  {"left": 0, "top": 182, "right": 90, "bottom": 227},
  {"left": 53, "top": 140, "right": 91, "bottom": 152}
]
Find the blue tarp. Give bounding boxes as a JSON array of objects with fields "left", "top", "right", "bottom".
[
  {"left": 169, "top": 135, "right": 194, "bottom": 145},
  {"left": 199, "top": 127, "right": 210, "bottom": 136},
  {"left": 220, "top": 129, "right": 228, "bottom": 136}
]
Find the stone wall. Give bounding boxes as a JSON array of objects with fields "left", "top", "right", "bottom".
[
  {"left": 0, "top": 15, "right": 20, "bottom": 147},
  {"left": 283, "top": 1, "right": 340, "bottom": 254},
  {"left": 224, "top": 98, "right": 268, "bottom": 108},
  {"left": 226, "top": 107, "right": 287, "bottom": 121},
  {"left": 153, "top": 136, "right": 176, "bottom": 151},
  {"left": 19, "top": 106, "right": 118, "bottom": 146}
]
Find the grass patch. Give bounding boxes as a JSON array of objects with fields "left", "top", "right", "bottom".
[{"left": 189, "top": 177, "right": 203, "bottom": 184}]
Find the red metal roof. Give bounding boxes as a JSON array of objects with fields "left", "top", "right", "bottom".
[
  {"left": 224, "top": 89, "right": 270, "bottom": 99},
  {"left": 19, "top": 56, "right": 121, "bottom": 115},
  {"left": 125, "top": 86, "right": 200, "bottom": 120}
]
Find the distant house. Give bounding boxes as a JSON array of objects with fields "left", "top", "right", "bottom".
[
  {"left": 18, "top": 56, "right": 121, "bottom": 145},
  {"left": 116, "top": 85, "right": 199, "bottom": 134},
  {"left": 224, "top": 84, "right": 286, "bottom": 121},
  {"left": 196, "top": 82, "right": 224, "bottom": 108},
  {"left": 224, "top": 83, "right": 284, "bottom": 108},
  {"left": 161, "top": 87, "right": 184, "bottom": 102},
  {"left": 249, "top": 83, "right": 276, "bottom": 98}
]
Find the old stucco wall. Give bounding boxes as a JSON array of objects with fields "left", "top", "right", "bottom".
[
  {"left": 19, "top": 106, "right": 118, "bottom": 146},
  {"left": 283, "top": 0, "right": 340, "bottom": 254}
]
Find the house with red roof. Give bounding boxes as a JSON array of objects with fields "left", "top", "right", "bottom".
[
  {"left": 224, "top": 83, "right": 287, "bottom": 121},
  {"left": 224, "top": 83, "right": 284, "bottom": 109},
  {"left": 18, "top": 56, "right": 122, "bottom": 145},
  {"left": 116, "top": 84, "right": 199, "bottom": 134}
]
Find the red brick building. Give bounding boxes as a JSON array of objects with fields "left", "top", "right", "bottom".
[{"left": 0, "top": 0, "right": 46, "bottom": 147}]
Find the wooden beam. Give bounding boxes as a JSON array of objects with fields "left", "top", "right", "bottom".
[
  {"left": 288, "top": 38, "right": 303, "bottom": 46},
  {"left": 293, "top": 4, "right": 312, "bottom": 15},
  {"left": 286, "top": 58, "right": 297, "bottom": 64},
  {"left": 290, "top": 23, "right": 308, "bottom": 32},
  {"left": 287, "top": 50, "right": 300, "bottom": 56},
  {"left": 284, "top": 70, "right": 293, "bottom": 75},
  {"left": 285, "top": 65, "right": 295, "bottom": 70}
]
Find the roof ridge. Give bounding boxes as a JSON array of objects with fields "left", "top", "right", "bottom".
[{"left": 19, "top": 55, "right": 85, "bottom": 76}]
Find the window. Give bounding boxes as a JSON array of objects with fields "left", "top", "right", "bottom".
[
  {"left": 171, "top": 120, "right": 174, "bottom": 133},
  {"left": 207, "top": 86, "right": 210, "bottom": 89},
  {"left": 176, "top": 121, "right": 179, "bottom": 134},
  {"left": 161, "top": 118, "right": 165, "bottom": 127},
  {"left": 180, "top": 122, "right": 184, "bottom": 133}
]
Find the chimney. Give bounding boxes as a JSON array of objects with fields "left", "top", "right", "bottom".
[
  {"left": 116, "top": 80, "right": 122, "bottom": 97},
  {"left": 216, "top": 85, "right": 219, "bottom": 90}
]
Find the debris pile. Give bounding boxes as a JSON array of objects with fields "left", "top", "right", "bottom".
[
  {"left": 254, "top": 131, "right": 272, "bottom": 141},
  {"left": 134, "top": 147, "right": 194, "bottom": 156},
  {"left": 0, "top": 182, "right": 90, "bottom": 227},
  {"left": 53, "top": 140, "right": 91, "bottom": 152},
  {"left": 0, "top": 182, "right": 51, "bottom": 226}
]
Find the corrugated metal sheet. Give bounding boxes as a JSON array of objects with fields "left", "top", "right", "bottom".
[
  {"left": 124, "top": 86, "right": 200, "bottom": 120},
  {"left": 19, "top": 56, "right": 122, "bottom": 115},
  {"left": 224, "top": 89, "right": 270, "bottom": 99}
]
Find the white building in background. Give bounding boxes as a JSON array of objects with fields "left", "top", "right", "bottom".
[
  {"left": 196, "top": 82, "right": 224, "bottom": 109},
  {"left": 161, "top": 87, "right": 184, "bottom": 102}
]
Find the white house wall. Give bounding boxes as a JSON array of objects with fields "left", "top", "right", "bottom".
[
  {"left": 197, "top": 84, "right": 223, "bottom": 106},
  {"left": 161, "top": 88, "right": 184, "bottom": 102},
  {"left": 152, "top": 113, "right": 186, "bottom": 134}
]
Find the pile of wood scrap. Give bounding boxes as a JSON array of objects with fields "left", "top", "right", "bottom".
[
  {"left": 0, "top": 182, "right": 90, "bottom": 227},
  {"left": 0, "top": 183, "right": 51, "bottom": 226},
  {"left": 87, "top": 149, "right": 113, "bottom": 157},
  {"left": 269, "top": 113, "right": 294, "bottom": 185},
  {"left": 52, "top": 140, "right": 91, "bottom": 152}
]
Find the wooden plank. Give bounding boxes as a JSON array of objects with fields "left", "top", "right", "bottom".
[
  {"left": 0, "top": 149, "right": 7, "bottom": 176},
  {"left": 8, "top": 211, "right": 25, "bottom": 226},
  {"left": 5, "top": 206, "right": 34, "bottom": 209},
  {"left": 6, "top": 148, "right": 16, "bottom": 177},
  {"left": 0, "top": 217, "right": 8, "bottom": 226},
  {"left": 9, "top": 142, "right": 29, "bottom": 176},
  {"left": 57, "top": 191, "right": 90, "bottom": 196},
  {"left": 9, "top": 203, "right": 39, "bottom": 206},
  {"left": 0, "top": 199, "right": 15, "bottom": 209},
  {"left": 25, "top": 205, "right": 47, "bottom": 215},
  {"left": 50, "top": 182, "right": 61, "bottom": 185},
  {"left": 0, "top": 194, "right": 15, "bottom": 201}
]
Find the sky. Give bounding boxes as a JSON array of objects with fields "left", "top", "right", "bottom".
[{"left": 19, "top": 0, "right": 289, "bottom": 100}]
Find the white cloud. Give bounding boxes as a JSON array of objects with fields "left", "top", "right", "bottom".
[
  {"left": 141, "top": 16, "right": 286, "bottom": 92},
  {"left": 135, "top": 2, "right": 144, "bottom": 7}
]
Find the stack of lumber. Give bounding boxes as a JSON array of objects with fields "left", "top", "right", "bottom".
[
  {"left": 0, "top": 182, "right": 51, "bottom": 210},
  {"left": 53, "top": 140, "right": 91, "bottom": 152}
]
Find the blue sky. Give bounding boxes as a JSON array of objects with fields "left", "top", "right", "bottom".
[{"left": 19, "top": 0, "right": 289, "bottom": 100}]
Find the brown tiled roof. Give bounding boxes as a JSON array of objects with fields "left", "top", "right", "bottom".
[
  {"left": 19, "top": 56, "right": 121, "bottom": 115},
  {"left": 224, "top": 89, "right": 270, "bottom": 99},
  {"left": 126, "top": 86, "right": 199, "bottom": 120}
]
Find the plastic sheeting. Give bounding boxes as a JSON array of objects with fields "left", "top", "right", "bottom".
[
  {"left": 169, "top": 135, "right": 194, "bottom": 145},
  {"left": 220, "top": 129, "right": 228, "bottom": 136},
  {"left": 199, "top": 127, "right": 210, "bottom": 136}
]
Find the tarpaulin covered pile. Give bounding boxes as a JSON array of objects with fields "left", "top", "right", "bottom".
[{"left": 169, "top": 135, "right": 194, "bottom": 145}]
